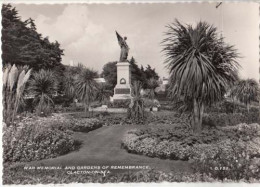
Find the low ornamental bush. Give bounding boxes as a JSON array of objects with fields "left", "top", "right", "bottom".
[
  {"left": 203, "top": 112, "right": 259, "bottom": 127},
  {"left": 67, "top": 118, "right": 103, "bottom": 132},
  {"left": 122, "top": 123, "right": 260, "bottom": 161},
  {"left": 145, "top": 111, "right": 190, "bottom": 126},
  {"left": 108, "top": 99, "right": 131, "bottom": 108},
  {"left": 205, "top": 100, "right": 259, "bottom": 114},
  {"left": 192, "top": 139, "right": 260, "bottom": 181},
  {"left": 3, "top": 117, "right": 78, "bottom": 163}
]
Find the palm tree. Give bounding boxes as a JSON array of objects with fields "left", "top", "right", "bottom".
[
  {"left": 96, "top": 83, "right": 113, "bottom": 104},
  {"left": 28, "top": 69, "right": 58, "bottom": 115},
  {"left": 63, "top": 71, "right": 76, "bottom": 99},
  {"left": 62, "top": 63, "right": 85, "bottom": 106},
  {"left": 74, "top": 66, "right": 99, "bottom": 115},
  {"left": 128, "top": 81, "right": 145, "bottom": 123},
  {"left": 230, "top": 79, "right": 259, "bottom": 113},
  {"left": 162, "top": 20, "right": 239, "bottom": 133}
]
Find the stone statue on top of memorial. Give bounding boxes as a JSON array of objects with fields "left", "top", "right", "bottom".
[{"left": 116, "top": 31, "right": 129, "bottom": 62}]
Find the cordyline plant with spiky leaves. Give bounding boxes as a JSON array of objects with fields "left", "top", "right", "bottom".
[
  {"left": 162, "top": 20, "right": 239, "bottom": 134},
  {"left": 27, "top": 69, "right": 58, "bottom": 116},
  {"left": 230, "top": 78, "right": 259, "bottom": 113},
  {"left": 96, "top": 83, "right": 113, "bottom": 104},
  {"left": 3, "top": 64, "right": 32, "bottom": 125},
  {"left": 74, "top": 66, "right": 99, "bottom": 116},
  {"left": 127, "top": 81, "right": 145, "bottom": 124}
]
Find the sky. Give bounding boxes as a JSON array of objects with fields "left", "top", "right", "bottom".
[{"left": 13, "top": 2, "right": 259, "bottom": 80}]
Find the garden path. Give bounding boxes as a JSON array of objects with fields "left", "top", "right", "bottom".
[{"left": 28, "top": 125, "right": 191, "bottom": 174}]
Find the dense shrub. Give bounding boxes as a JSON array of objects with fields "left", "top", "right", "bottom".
[
  {"left": 53, "top": 105, "right": 84, "bottom": 113},
  {"left": 3, "top": 117, "right": 78, "bottom": 162},
  {"left": 206, "top": 100, "right": 259, "bottom": 114},
  {"left": 145, "top": 111, "right": 190, "bottom": 126},
  {"left": 108, "top": 99, "right": 131, "bottom": 108},
  {"left": 203, "top": 112, "right": 259, "bottom": 127},
  {"left": 122, "top": 123, "right": 260, "bottom": 161},
  {"left": 66, "top": 118, "right": 103, "bottom": 133},
  {"left": 52, "top": 113, "right": 103, "bottom": 132},
  {"left": 53, "top": 95, "right": 73, "bottom": 107},
  {"left": 193, "top": 139, "right": 260, "bottom": 181}
]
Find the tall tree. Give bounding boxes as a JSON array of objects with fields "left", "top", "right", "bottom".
[
  {"left": 146, "top": 78, "right": 159, "bottom": 100},
  {"left": 2, "top": 4, "right": 64, "bottom": 70},
  {"left": 129, "top": 57, "right": 145, "bottom": 84},
  {"left": 101, "top": 62, "right": 117, "bottom": 90},
  {"left": 162, "top": 20, "right": 239, "bottom": 133},
  {"left": 144, "top": 65, "right": 159, "bottom": 80},
  {"left": 101, "top": 58, "right": 159, "bottom": 91}
]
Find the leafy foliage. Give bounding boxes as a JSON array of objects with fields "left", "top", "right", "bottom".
[
  {"left": 101, "top": 61, "right": 118, "bottom": 90},
  {"left": 109, "top": 99, "right": 131, "bottom": 108},
  {"left": 146, "top": 78, "right": 159, "bottom": 99},
  {"left": 75, "top": 66, "right": 99, "bottom": 113},
  {"left": 96, "top": 83, "right": 113, "bottom": 104},
  {"left": 122, "top": 123, "right": 260, "bottom": 161},
  {"left": 62, "top": 116, "right": 103, "bottom": 133},
  {"left": 127, "top": 81, "right": 145, "bottom": 124},
  {"left": 27, "top": 69, "right": 58, "bottom": 116},
  {"left": 101, "top": 58, "right": 159, "bottom": 91},
  {"left": 203, "top": 112, "right": 259, "bottom": 127},
  {"left": 230, "top": 79, "right": 259, "bottom": 112},
  {"left": 193, "top": 139, "right": 260, "bottom": 181},
  {"left": 3, "top": 64, "right": 32, "bottom": 125}
]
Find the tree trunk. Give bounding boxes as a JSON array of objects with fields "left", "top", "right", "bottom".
[
  {"left": 192, "top": 99, "right": 203, "bottom": 134},
  {"left": 84, "top": 103, "right": 89, "bottom": 117}
]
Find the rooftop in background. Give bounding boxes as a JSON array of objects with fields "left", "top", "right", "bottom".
[{"left": 94, "top": 78, "right": 106, "bottom": 83}]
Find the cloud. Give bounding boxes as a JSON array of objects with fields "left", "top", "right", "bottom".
[
  {"left": 28, "top": 3, "right": 258, "bottom": 80},
  {"left": 34, "top": 5, "right": 119, "bottom": 71}
]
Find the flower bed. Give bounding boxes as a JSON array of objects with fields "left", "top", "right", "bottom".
[
  {"left": 203, "top": 112, "right": 259, "bottom": 127},
  {"left": 3, "top": 113, "right": 104, "bottom": 163},
  {"left": 122, "top": 123, "right": 260, "bottom": 161},
  {"left": 122, "top": 123, "right": 260, "bottom": 181},
  {"left": 3, "top": 116, "right": 79, "bottom": 163},
  {"left": 66, "top": 118, "right": 103, "bottom": 132}
]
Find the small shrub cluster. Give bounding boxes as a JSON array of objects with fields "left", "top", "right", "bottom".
[
  {"left": 66, "top": 117, "right": 103, "bottom": 133},
  {"left": 145, "top": 111, "right": 190, "bottom": 125},
  {"left": 203, "top": 112, "right": 259, "bottom": 127},
  {"left": 122, "top": 123, "right": 260, "bottom": 161},
  {"left": 3, "top": 116, "right": 78, "bottom": 162},
  {"left": 108, "top": 99, "right": 131, "bottom": 108},
  {"left": 53, "top": 105, "right": 84, "bottom": 113},
  {"left": 206, "top": 100, "right": 259, "bottom": 114}
]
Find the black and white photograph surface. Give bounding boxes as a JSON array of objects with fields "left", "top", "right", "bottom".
[{"left": 1, "top": 0, "right": 260, "bottom": 185}]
